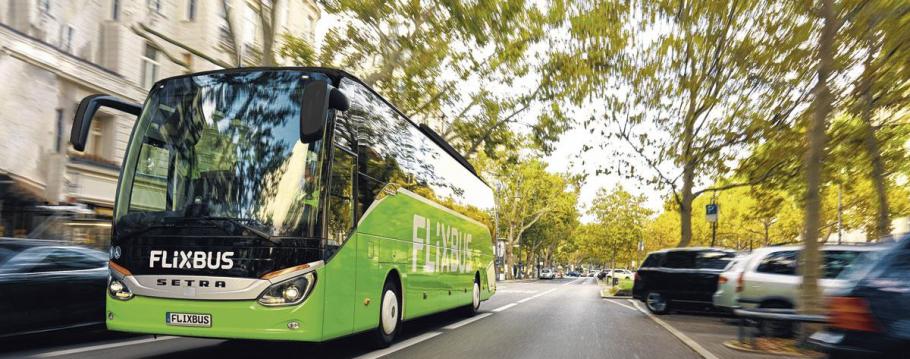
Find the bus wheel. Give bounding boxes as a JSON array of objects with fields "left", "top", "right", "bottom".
[
  {"left": 462, "top": 278, "right": 481, "bottom": 317},
  {"left": 372, "top": 279, "right": 401, "bottom": 348}
]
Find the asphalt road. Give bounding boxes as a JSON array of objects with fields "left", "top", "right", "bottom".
[{"left": 0, "top": 277, "right": 700, "bottom": 359}]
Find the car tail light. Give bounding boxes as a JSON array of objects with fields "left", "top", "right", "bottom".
[
  {"left": 829, "top": 297, "right": 880, "bottom": 332},
  {"left": 735, "top": 272, "right": 744, "bottom": 293},
  {"left": 718, "top": 275, "right": 728, "bottom": 285}
]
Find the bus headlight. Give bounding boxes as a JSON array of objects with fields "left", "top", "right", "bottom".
[
  {"left": 109, "top": 279, "right": 133, "bottom": 300},
  {"left": 258, "top": 272, "right": 315, "bottom": 306}
]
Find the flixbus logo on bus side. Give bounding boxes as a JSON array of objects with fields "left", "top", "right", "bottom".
[{"left": 411, "top": 214, "right": 473, "bottom": 273}]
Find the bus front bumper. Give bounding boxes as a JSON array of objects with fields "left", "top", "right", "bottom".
[{"left": 106, "top": 295, "right": 324, "bottom": 341}]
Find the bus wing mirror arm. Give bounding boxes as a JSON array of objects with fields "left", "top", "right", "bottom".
[
  {"left": 71, "top": 94, "right": 141, "bottom": 152},
  {"left": 300, "top": 80, "right": 349, "bottom": 143}
]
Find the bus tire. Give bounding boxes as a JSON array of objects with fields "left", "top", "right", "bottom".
[
  {"left": 372, "top": 279, "right": 401, "bottom": 348},
  {"left": 461, "top": 276, "right": 481, "bottom": 317}
]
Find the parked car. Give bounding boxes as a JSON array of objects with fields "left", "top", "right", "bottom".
[
  {"left": 608, "top": 269, "right": 634, "bottom": 281},
  {"left": 633, "top": 247, "right": 735, "bottom": 314},
  {"left": 596, "top": 268, "right": 611, "bottom": 280},
  {"left": 588, "top": 269, "right": 600, "bottom": 277},
  {"left": 712, "top": 254, "right": 751, "bottom": 312},
  {"left": 736, "top": 245, "right": 882, "bottom": 311},
  {"left": 809, "top": 238, "right": 908, "bottom": 357},
  {"left": 539, "top": 268, "right": 556, "bottom": 279},
  {"left": 566, "top": 271, "right": 580, "bottom": 277},
  {"left": 0, "top": 239, "right": 108, "bottom": 338}
]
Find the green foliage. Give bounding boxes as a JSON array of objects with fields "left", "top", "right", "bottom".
[
  {"left": 575, "top": 187, "right": 651, "bottom": 268},
  {"left": 312, "top": 0, "right": 573, "bottom": 161}
]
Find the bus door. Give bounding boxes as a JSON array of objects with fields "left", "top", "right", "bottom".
[{"left": 321, "top": 144, "right": 357, "bottom": 338}]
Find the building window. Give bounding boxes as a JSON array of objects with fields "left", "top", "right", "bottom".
[
  {"left": 38, "top": 0, "right": 51, "bottom": 14},
  {"left": 59, "top": 25, "right": 74, "bottom": 52},
  {"left": 141, "top": 44, "right": 159, "bottom": 89},
  {"left": 147, "top": 0, "right": 162, "bottom": 14},
  {"left": 55, "top": 109, "right": 64, "bottom": 153},
  {"left": 87, "top": 121, "right": 105, "bottom": 157},
  {"left": 186, "top": 0, "right": 197, "bottom": 21},
  {"left": 111, "top": 0, "right": 120, "bottom": 20}
]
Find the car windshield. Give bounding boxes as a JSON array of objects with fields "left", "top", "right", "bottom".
[{"left": 114, "top": 70, "right": 326, "bottom": 239}]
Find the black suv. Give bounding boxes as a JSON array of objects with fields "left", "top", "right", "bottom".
[
  {"left": 632, "top": 247, "right": 735, "bottom": 314},
  {"left": 809, "top": 237, "right": 909, "bottom": 357}
]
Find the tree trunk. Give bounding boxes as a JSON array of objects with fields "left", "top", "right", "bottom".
[
  {"left": 862, "top": 115, "right": 890, "bottom": 241},
  {"left": 858, "top": 42, "right": 890, "bottom": 241},
  {"left": 799, "top": 0, "right": 835, "bottom": 342},
  {"left": 505, "top": 225, "right": 515, "bottom": 280},
  {"left": 678, "top": 173, "right": 695, "bottom": 247}
]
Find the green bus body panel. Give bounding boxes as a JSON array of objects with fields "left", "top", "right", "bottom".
[
  {"left": 349, "top": 189, "right": 494, "bottom": 327},
  {"left": 107, "top": 190, "right": 494, "bottom": 342}
]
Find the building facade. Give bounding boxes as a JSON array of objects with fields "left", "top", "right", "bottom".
[{"left": 0, "top": 0, "right": 319, "bottom": 246}]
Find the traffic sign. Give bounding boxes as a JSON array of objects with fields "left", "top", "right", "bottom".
[{"left": 706, "top": 204, "right": 718, "bottom": 222}]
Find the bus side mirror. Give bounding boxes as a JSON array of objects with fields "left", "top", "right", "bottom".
[
  {"left": 71, "top": 94, "right": 141, "bottom": 151},
  {"left": 300, "top": 80, "right": 349, "bottom": 143}
]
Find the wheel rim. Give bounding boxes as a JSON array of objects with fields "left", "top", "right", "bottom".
[
  {"left": 472, "top": 282, "right": 480, "bottom": 309},
  {"left": 381, "top": 289, "right": 399, "bottom": 335},
  {"left": 646, "top": 293, "right": 666, "bottom": 312}
]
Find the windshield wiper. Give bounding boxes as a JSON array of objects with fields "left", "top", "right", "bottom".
[{"left": 195, "top": 217, "right": 279, "bottom": 244}]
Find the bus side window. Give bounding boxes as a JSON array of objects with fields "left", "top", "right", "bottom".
[{"left": 327, "top": 145, "right": 356, "bottom": 245}]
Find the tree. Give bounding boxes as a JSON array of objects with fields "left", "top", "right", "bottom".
[
  {"left": 576, "top": 0, "right": 815, "bottom": 247},
  {"left": 491, "top": 159, "right": 573, "bottom": 279},
  {"left": 839, "top": 0, "right": 910, "bottom": 239},
  {"left": 313, "top": 0, "right": 575, "bottom": 160},
  {"left": 522, "top": 184, "right": 580, "bottom": 274},
  {"left": 799, "top": 0, "right": 837, "bottom": 341},
  {"left": 588, "top": 186, "right": 651, "bottom": 270}
]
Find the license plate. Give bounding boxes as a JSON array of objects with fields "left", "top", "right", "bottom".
[{"left": 166, "top": 312, "right": 212, "bottom": 328}]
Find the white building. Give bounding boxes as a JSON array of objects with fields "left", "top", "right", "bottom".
[{"left": 0, "top": 0, "right": 319, "bottom": 244}]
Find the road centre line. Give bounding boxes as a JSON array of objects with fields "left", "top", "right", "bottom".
[
  {"left": 603, "top": 299, "right": 637, "bottom": 311},
  {"left": 492, "top": 303, "right": 518, "bottom": 312},
  {"left": 629, "top": 300, "right": 719, "bottom": 359},
  {"left": 34, "top": 336, "right": 180, "bottom": 358},
  {"left": 354, "top": 331, "right": 443, "bottom": 359},
  {"left": 442, "top": 312, "right": 493, "bottom": 330}
]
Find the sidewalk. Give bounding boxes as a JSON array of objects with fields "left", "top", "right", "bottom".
[{"left": 654, "top": 311, "right": 812, "bottom": 359}]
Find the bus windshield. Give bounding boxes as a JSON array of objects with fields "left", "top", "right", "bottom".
[{"left": 115, "top": 70, "right": 326, "bottom": 240}]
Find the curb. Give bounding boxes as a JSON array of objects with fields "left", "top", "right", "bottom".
[{"left": 722, "top": 340, "right": 824, "bottom": 358}]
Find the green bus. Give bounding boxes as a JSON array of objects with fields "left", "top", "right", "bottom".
[{"left": 69, "top": 68, "right": 497, "bottom": 346}]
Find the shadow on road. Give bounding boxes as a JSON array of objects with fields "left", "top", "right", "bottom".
[
  {"left": 142, "top": 308, "right": 478, "bottom": 359},
  {"left": 0, "top": 307, "right": 479, "bottom": 358},
  {"left": 0, "top": 325, "right": 139, "bottom": 354}
]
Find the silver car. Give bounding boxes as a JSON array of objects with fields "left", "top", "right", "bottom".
[
  {"left": 737, "top": 245, "right": 880, "bottom": 310},
  {"left": 539, "top": 268, "right": 556, "bottom": 279},
  {"left": 607, "top": 269, "right": 633, "bottom": 281},
  {"left": 712, "top": 254, "right": 750, "bottom": 311}
]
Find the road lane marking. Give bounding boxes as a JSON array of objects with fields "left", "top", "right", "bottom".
[
  {"left": 34, "top": 336, "right": 180, "bottom": 358},
  {"left": 442, "top": 312, "right": 493, "bottom": 330},
  {"left": 492, "top": 303, "right": 518, "bottom": 312},
  {"left": 629, "top": 300, "right": 719, "bottom": 359},
  {"left": 353, "top": 331, "right": 442, "bottom": 359},
  {"left": 603, "top": 299, "right": 637, "bottom": 311},
  {"left": 517, "top": 296, "right": 535, "bottom": 303}
]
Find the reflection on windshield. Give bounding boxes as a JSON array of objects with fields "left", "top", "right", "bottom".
[{"left": 116, "top": 70, "right": 325, "bottom": 238}]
